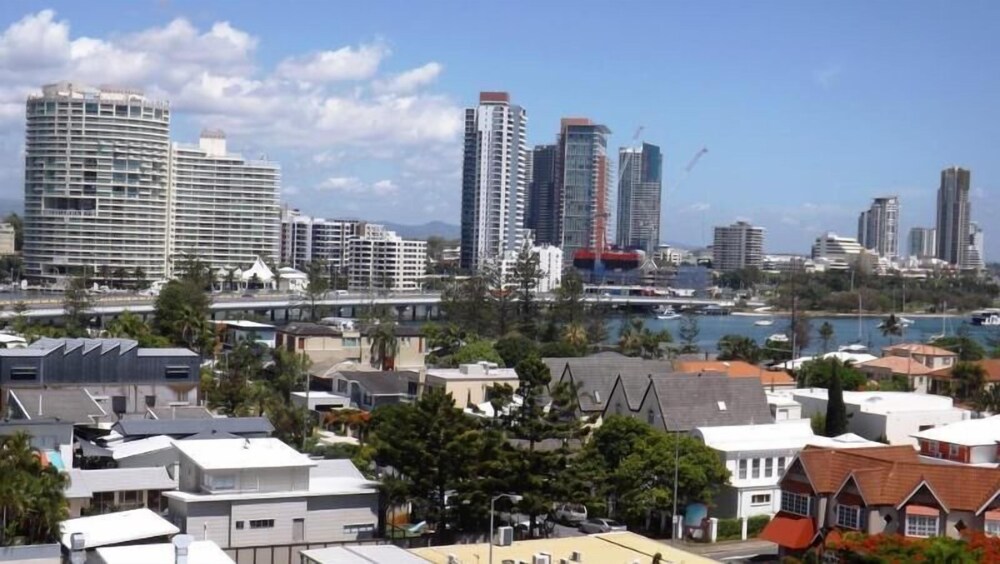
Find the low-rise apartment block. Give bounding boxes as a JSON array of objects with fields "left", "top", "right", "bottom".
[
  {"left": 165, "top": 438, "right": 378, "bottom": 549},
  {"left": 911, "top": 415, "right": 1000, "bottom": 467},
  {"left": 425, "top": 362, "right": 519, "bottom": 406},
  {"left": 347, "top": 224, "right": 427, "bottom": 292},
  {"left": 278, "top": 322, "right": 426, "bottom": 372}
]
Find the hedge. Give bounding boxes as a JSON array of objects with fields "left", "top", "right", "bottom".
[{"left": 716, "top": 515, "right": 772, "bottom": 541}]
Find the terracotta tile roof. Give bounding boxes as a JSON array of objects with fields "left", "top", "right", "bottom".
[
  {"left": 882, "top": 343, "right": 956, "bottom": 357},
  {"left": 675, "top": 360, "right": 796, "bottom": 386},
  {"left": 759, "top": 514, "right": 816, "bottom": 550},
  {"left": 790, "top": 445, "right": 1000, "bottom": 513},
  {"left": 927, "top": 359, "right": 1000, "bottom": 382},
  {"left": 857, "top": 356, "right": 935, "bottom": 376}
]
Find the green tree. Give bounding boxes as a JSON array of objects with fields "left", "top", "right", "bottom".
[
  {"left": 105, "top": 311, "right": 170, "bottom": 347},
  {"left": 797, "top": 358, "right": 867, "bottom": 390},
  {"left": 880, "top": 313, "right": 903, "bottom": 344},
  {"left": 677, "top": 314, "right": 700, "bottom": 354},
  {"left": 494, "top": 332, "right": 538, "bottom": 368},
  {"left": 975, "top": 385, "right": 1000, "bottom": 413},
  {"left": 551, "top": 269, "right": 586, "bottom": 328},
  {"left": 0, "top": 432, "right": 68, "bottom": 545},
  {"left": 154, "top": 279, "right": 213, "bottom": 354},
  {"left": 173, "top": 254, "right": 212, "bottom": 290},
  {"left": 367, "top": 322, "right": 399, "bottom": 370},
  {"left": 619, "top": 318, "right": 672, "bottom": 359},
  {"left": 132, "top": 266, "right": 147, "bottom": 290},
  {"left": 560, "top": 323, "right": 589, "bottom": 355},
  {"left": 206, "top": 340, "right": 264, "bottom": 416},
  {"left": 818, "top": 321, "right": 835, "bottom": 354},
  {"left": 111, "top": 267, "right": 128, "bottom": 290},
  {"left": 951, "top": 361, "right": 987, "bottom": 402},
  {"left": 303, "top": 260, "right": 330, "bottom": 321},
  {"left": 509, "top": 244, "right": 543, "bottom": 338},
  {"left": 589, "top": 415, "right": 655, "bottom": 472},
  {"left": 62, "top": 274, "right": 92, "bottom": 337},
  {"left": 441, "top": 276, "right": 496, "bottom": 337},
  {"left": 931, "top": 335, "right": 986, "bottom": 362},
  {"left": 369, "top": 390, "right": 482, "bottom": 541},
  {"left": 448, "top": 339, "right": 503, "bottom": 367},
  {"left": 717, "top": 335, "right": 761, "bottom": 363},
  {"left": 825, "top": 360, "right": 848, "bottom": 437}
]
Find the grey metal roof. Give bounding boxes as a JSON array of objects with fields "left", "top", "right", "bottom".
[
  {"left": 180, "top": 430, "right": 240, "bottom": 441},
  {"left": 7, "top": 388, "right": 106, "bottom": 424},
  {"left": 544, "top": 354, "right": 674, "bottom": 413},
  {"left": 280, "top": 323, "right": 343, "bottom": 337},
  {"left": 337, "top": 370, "right": 420, "bottom": 396},
  {"left": 310, "top": 458, "right": 366, "bottom": 480},
  {"left": 647, "top": 372, "right": 774, "bottom": 432},
  {"left": 29, "top": 337, "right": 139, "bottom": 354},
  {"left": 147, "top": 406, "right": 214, "bottom": 420},
  {"left": 64, "top": 467, "right": 177, "bottom": 499},
  {"left": 111, "top": 416, "right": 274, "bottom": 438}
]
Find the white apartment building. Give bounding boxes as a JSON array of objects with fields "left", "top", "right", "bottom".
[
  {"left": 810, "top": 232, "right": 865, "bottom": 270},
  {"left": 169, "top": 131, "right": 280, "bottom": 270},
  {"left": 498, "top": 241, "right": 563, "bottom": 293},
  {"left": 0, "top": 223, "right": 15, "bottom": 256},
  {"left": 347, "top": 224, "right": 427, "bottom": 292},
  {"left": 23, "top": 82, "right": 172, "bottom": 283},
  {"left": 858, "top": 196, "right": 900, "bottom": 260},
  {"left": 694, "top": 420, "right": 881, "bottom": 519},
  {"left": 712, "top": 221, "right": 764, "bottom": 272},
  {"left": 165, "top": 438, "right": 378, "bottom": 549},
  {"left": 460, "top": 92, "right": 528, "bottom": 272},
  {"left": 281, "top": 210, "right": 362, "bottom": 272}
]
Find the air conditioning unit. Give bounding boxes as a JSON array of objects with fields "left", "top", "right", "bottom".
[
  {"left": 533, "top": 553, "right": 552, "bottom": 564},
  {"left": 497, "top": 525, "right": 514, "bottom": 546},
  {"left": 570, "top": 551, "right": 583, "bottom": 562}
]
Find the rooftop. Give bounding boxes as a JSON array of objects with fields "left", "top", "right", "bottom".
[
  {"left": 336, "top": 370, "right": 420, "bottom": 396},
  {"left": 676, "top": 359, "right": 797, "bottom": 386},
  {"left": 302, "top": 545, "right": 428, "bottom": 564},
  {"left": 173, "top": 438, "right": 314, "bottom": 471},
  {"left": 7, "top": 388, "right": 106, "bottom": 424},
  {"left": 95, "top": 540, "right": 234, "bottom": 564},
  {"left": 426, "top": 363, "right": 519, "bottom": 381},
  {"left": 858, "top": 356, "right": 936, "bottom": 375},
  {"left": 212, "top": 319, "right": 275, "bottom": 329},
  {"left": 931, "top": 358, "right": 1000, "bottom": 382},
  {"left": 279, "top": 322, "right": 343, "bottom": 337},
  {"left": 411, "top": 531, "right": 715, "bottom": 564},
  {"left": 545, "top": 352, "right": 673, "bottom": 413},
  {"left": 107, "top": 434, "right": 175, "bottom": 460},
  {"left": 147, "top": 405, "right": 215, "bottom": 420},
  {"left": 883, "top": 343, "right": 957, "bottom": 357},
  {"left": 60, "top": 508, "right": 179, "bottom": 549},
  {"left": 791, "top": 388, "right": 959, "bottom": 413},
  {"left": 111, "top": 416, "right": 273, "bottom": 438},
  {"left": 695, "top": 419, "right": 816, "bottom": 452},
  {"left": 648, "top": 372, "right": 775, "bottom": 431},
  {"left": 64, "top": 467, "right": 177, "bottom": 499},
  {"left": 911, "top": 415, "right": 1000, "bottom": 446}
]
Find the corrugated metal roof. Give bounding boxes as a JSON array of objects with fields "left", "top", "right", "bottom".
[
  {"left": 8, "top": 388, "right": 106, "bottom": 424},
  {"left": 111, "top": 416, "right": 273, "bottom": 438},
  {"left": 60, "top": 508, "right": 179, "bottom": 549},
  {"left": 64, "top": 467, "right": 176, "bottom": 499}
]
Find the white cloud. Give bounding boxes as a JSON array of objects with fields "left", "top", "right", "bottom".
[
  {"left": 687, "top": 202, "right": 711, "bottom": 212},
  {"left": 372, "top": 179, "right": 398, "bottom": 196},
  {"left": 276, "top": 42, "right": 389, "bottom": 82},
  {"left": 374, "top": 62, "right": 443, "bottom": 94},
  {"left": 319, "top": 176, "right": 364, "bottom": 192}
]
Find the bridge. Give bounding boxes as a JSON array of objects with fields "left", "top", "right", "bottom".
[{"left": 0, "top": 291, "right": 730, "bottom": 322}]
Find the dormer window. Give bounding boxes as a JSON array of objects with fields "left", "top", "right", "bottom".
[{"left": 836, "top": 504, "right": 861, "bottom": 529}]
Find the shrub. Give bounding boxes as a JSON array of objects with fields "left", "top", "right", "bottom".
[
  {"left": 717, "top": 517, "right": 742, "bottom": 541},
  {"left": 747, "top": 515, "right": 771, "bottom": 537}
]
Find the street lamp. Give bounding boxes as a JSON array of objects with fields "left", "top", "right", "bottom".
[{"left": 489, "top": 493, "right": 522, "bottom": 564}]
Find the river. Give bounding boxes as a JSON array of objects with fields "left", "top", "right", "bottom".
[{"left": 606, "top": 313, "right": 997, "bottom": 355}]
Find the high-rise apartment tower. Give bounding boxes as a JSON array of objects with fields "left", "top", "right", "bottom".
[
  {"left": 936, "top": 166, "right": 971, "bottom": 267},
  {"left": 615, "top": 142, "right": 663, "bottom": 252},
  {"left": 857, "top": 196, "right": 899, "bottom": 259}
]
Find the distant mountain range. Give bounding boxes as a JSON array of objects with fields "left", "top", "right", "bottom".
[{"left": 381, "top": 220, "right": 460, "bottom": 240}]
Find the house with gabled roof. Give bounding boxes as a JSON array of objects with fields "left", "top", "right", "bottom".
[
  {"left": 760, "top": 444, "right": 1000, "bottom": 555},
  {"left": 544, "top": 352, "right": 673, "bottom": 421},
  {"left": 603, "top": 372, "right": 774, "bottom": 432}
]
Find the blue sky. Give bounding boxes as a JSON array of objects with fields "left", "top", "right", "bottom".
[{"left": 0, "top": 1, "right": 997, "bottom": 254}]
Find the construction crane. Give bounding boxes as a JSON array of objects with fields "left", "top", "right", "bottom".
[{"left": 672, "top": 146, "right": 708, "bottom": 193}]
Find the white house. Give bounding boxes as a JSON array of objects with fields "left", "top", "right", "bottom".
[
  {"left": 790, "top": 389, "right": 971, "bottom": 445},
  {"left": 693, "top": 420, "right": 881, "bottom": 519},
  {"left": 164, "top": 439, "right": 378, "bottom": 549},
  {"left": 911, "top": 415, "right": 1000, "bottom": 467}
]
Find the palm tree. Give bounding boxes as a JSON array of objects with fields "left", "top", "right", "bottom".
[
  {"left": 105, "top": 311, "right": 148, "bottom": 339},
  {"left": 368, "top": 322, "right": 399, "bottom": 370},
  {"left": 176, "top": 304, "right": 212, "bottom": 355},
  {"left": 975, "top": 385, "right": 1000, "bottom": 414},
  {"left": 951, "top": 361, "right": 987, "bottom": 402},
  {"left": 618, "top": 318, "right": 645, "bottom": 357},
  {"left": 717, "top": 335, "right": 761, "bottom": 364},
  {"left": 818, "top": 322, "right": 835, "bottom": 354},
  {"left": 562, "top": 323, "right": 588, "bottom": 352},
  {"left": 880, "top": 313, "right": 902, "bottom": 344}
]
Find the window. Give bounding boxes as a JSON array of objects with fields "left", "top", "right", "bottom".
[
  {"left": 927, "top": 441, "right": 939, "bottom": 455},
  {"left": 739, "top": 459, "right": 747, "bottom": 479},
  {"left": 249, "top": 519, "right": 274, "bottom": 529},
  {"left": 337, "top": 379, "right": 348, "bottom": 393},
  {"left": 751, "top": 494, "right": 771, "bottom": 506},
  {"left": 9, "top": 367, "right": 38, "bottom": 381},
  {"left": 204, "top": 474, "right": 235, "bottom": 491},
  {"left": 235, "top": 521, "right": 244, "bottom": 530},
  {"left": 949, "top": 444, "right": 960, "bottom": 459},
  {"left": 905, "top": 514, "right": 938, "bottom": 538},
  {"left": 777, "top": 457, "right": 786, "bottom": 476},
  {"left": 165, "top": 366, "right": 190, "bottom": 380},
  {"left": 343, "top": 337, "right": 359, "bottom": 348},
  {"left": 752, "top": 458, "right": 761, "bottom": 479},
  {"left": 343, "top": 523, "right": 376, "bottom": 534},
  {"left": 836, "top": 504, "right": 861, "bottom": 529},
  {"left": 646, "top": 409, "right": 655, "bottom": 424},
  {"left": 145, "top": 395, "right": 156, "bottom": 408},
  {"left": 781, "top": 491, "right": 811, "bottom": 516},
  {"left": 985, "top": 518, "right": 1000, "bottom": 537},
  {"left": 407, "top": 381, "right": 418, "bottom": 396},
  {"left": 765, "top": 458, "right": 774, "bottom": 478}
]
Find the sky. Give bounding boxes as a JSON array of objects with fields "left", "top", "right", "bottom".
[{"left": 0, "top": 1, "right": 997, "bottom": 255}]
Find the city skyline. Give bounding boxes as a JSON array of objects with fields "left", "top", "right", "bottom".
[{"left": 0, "top": 3, "right": 997, "bottom": 256}]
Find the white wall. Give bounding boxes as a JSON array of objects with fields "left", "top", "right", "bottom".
[
  {"left": 884, "top": 410, "right": 967, "bottom": 446},
  {"left": 305, "top": 494, "right": 379, "bottom": 542},
  {"left": 231, "top": 499, "right": 306, "bottom": 547}
]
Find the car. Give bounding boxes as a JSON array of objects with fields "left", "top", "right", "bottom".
[
  {"left": 553, "top": 503, "right": 588, "bottom": 524},
  {"left": 578, "top": 518, "right": 627, "bottom": 534},
  {"left": 333, "top": 289, "right": 349, "bottom": 296}
]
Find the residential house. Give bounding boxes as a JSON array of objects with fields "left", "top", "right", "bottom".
[
  {"left": 911, "top": 415, "right": 1000, "bottom": 466},
  {"left": 694, "top": 419, "right": 882, "bottom": 519},
  {"left": 276, "top": 323, "right": 426, "bottom": 371},
  {"left": 0, "top": 418, "right": 74, "bottom": 469},
  {"left": 424, "top": 362, "right": 519, "bottom": 407},
  {"left": 675, "top": 360, "right": 797, "bottom": 390},
  {"left": 0, "top": 338, "right": 200, "bottom": 417},
  {"left": 604, "top": 372, "right": 774, "bottom": 432},
  {"left": 60, "top": 508, "right": 180, "bottom": 553},
  {"left": 789, "top": 389, "right": 970, "bottom": 445},
  {"left": 110, "top": 417, "right": 274, "bottom": 442},
  {"left": 65, "top": 467, "right": 177, "bottom": 517},
  {"left": 164, "top": 439, "right": 379, "bottom": 549},
  {"left": 213, "top": 320, "right": 277, "bottom": 350},
  {"left": 862, "top": 343, "right": 958, "bottom": 393},
  {"left": 544, "top": 352, "right": 673, "bottom": 421},
  {"left": 321, "top": 370, "right": 420, "bottom": 410},
  {"left": 6, "top": 388, "right": 107, "bottom": 426},
  {"left": 760, "top": 445, "right": 1000, "bottom": 555},
  {"left": 928, "top": 358, "right": 1000, "bottom": 395},
  {"left": 290, "top": 391, "right": 351, "bottom": 414}
]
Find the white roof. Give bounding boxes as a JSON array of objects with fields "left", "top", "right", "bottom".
[
  {"left": 765, "top": 391, "right": 800, "bottom": 407},
  {"left": 911, "top": 415, "right": 1000, "bottom": 446},
  {"left": 806, "top": 432, "right": 884, "bottom": 449},
  {"left": 427, "top": 364, "right": 519, "bottom": 381},
  {"left": 695, "top": 420, "right": 817, "bottom": 452},
  {"left": 173, "top": 438, "right": 314, "bottom": 471},
  {"left": 792, "top": 388, "right": 959, "bottom": 414},
  {"left": 278, "top": 266, "right": 308, "bottom": 279},
  {"left": 291, "top": 391, "right": 350, "bottom": 401},
  {"left": 109, "top": 435, "right": 176, "bottom": 460},
  {"left": 239, "top": 256, "right": 274, "bottom": 282},
  {"left": 65, "top": 467, "right": 176, "bottom": 499},
  {"left": 821, "top": 351, "right": 878, "bottom": 364},
  {"left": 301, "top": 545, "right": 428, "bottom": 564},
  {"left": 214, "top": 319, "right": 275, "bottom": 329},
  {"left": 95, "top": 540, "right": 234, "bottom": 564},
  {"left": 0, "top": 333, "right": 27, "bottom": 344},
  {"left": 60, "top": 508, "right": 179, "bottom": 549}
]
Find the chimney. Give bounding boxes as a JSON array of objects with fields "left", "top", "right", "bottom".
[{"left": 173, "top": 534, "right": 193, "bottom": 564}]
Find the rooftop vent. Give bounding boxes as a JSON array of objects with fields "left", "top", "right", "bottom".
[{"left": 717, "top": 401, "right": 727, "bottom": 411}]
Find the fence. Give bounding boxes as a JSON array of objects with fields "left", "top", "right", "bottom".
[{"left": 224, "top": 537, "right": 433, "bottom": 564}]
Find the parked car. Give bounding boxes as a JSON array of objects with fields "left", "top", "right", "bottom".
[
  {"left": 578, "top": 518, "right": 627, "bottom": 534},
  {"left": 553, "top": 503, "right": 588, "bottom": 523}
]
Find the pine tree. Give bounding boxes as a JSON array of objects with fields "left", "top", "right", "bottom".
[{"left": 825, "top": 360, "right": 849, "bottom": 437}]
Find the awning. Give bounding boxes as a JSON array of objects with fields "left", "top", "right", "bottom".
[{"left": 759, "top": 513, "right": 816, "bottom": 550}]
